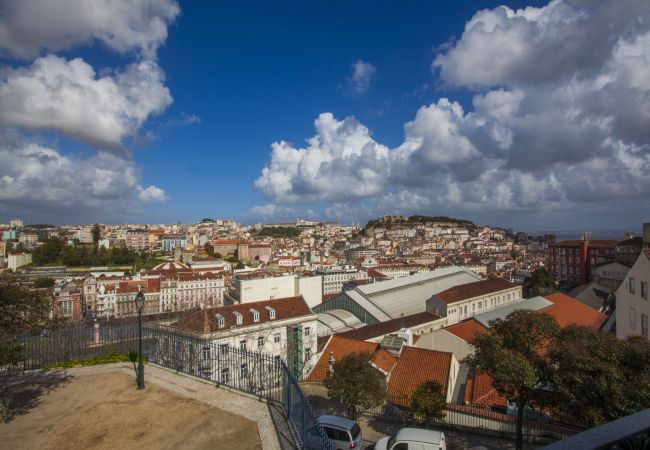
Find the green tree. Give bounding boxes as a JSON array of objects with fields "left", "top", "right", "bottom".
[
  {"left": 324, "top": 352, "right": 387, "bottom": 419},
  {"left": 526, "top": 267, "right": 557, "bottom": 297},
  {"left": 0, "top": 274, "right": 52, "bottom": 365},
  {"left": 33, "top": 277, "right": 55, "bottom": 288},
  {"left": 411, "top": 381, "right": 446, "bottom": 423},
  {"left": 91, "top": 223, "right": 101, "bottom": 247},
  {"left": 204, "top": 242, "right": 216, "bottom": 257},
  {"left": 547, "top": 326, "right": 650, "bottom": 427},
  {"left": 466, "top": 310, "right": 560, "bottom": 450}
]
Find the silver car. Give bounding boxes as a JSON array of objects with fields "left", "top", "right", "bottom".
[
  {"left": 375, "top": 427, "right": 446, "bottom": 450},
  {"left": 316, "top": 415, "right": 363, "bottom": 450}
]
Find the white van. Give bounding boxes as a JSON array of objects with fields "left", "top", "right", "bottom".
[{"left": 375, "top": 427, "right": 446, "bottom": 450}]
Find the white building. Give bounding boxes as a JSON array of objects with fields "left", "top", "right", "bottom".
[
  {"left": 8, "top": 252, "right": 32, "bottom": 271},
  {"left": 167, "top": 296, "right": 318, "bottom": 381},
  {"left": 616, "top": 250, "right": 650, "bottom": 340},
  {"left": 317, "top": 266, "right": 369, "bottom": 295},
  {"left": 592, "top": 261, "right": 630, "bottom": 291},
  {"left": 225, "top": 272, "right": 322, "bottom": 308},
  {"left": 426, "top": 278, "right": 522, "bottom": 326},
  {"left": 10, "top": 218, "right": 24, "bottom": 228}
]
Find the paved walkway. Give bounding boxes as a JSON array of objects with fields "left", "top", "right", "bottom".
[
  {"left": 0, "top": 363, "right": 282, "bottom": 450},
  {"left": 301, "top": 383, "right": 540, "bottom": 450}
]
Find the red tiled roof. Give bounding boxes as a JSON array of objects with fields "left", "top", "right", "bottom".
[
  {"left": 171, "top": 296, "right": 313, "bottom": 334},
  {"left": 338, "top": 312, "right": 440, "bottom": 341},
  {"left": 388, "top": 346, "right": 452, "bottom": 407},
  {"left": 444, "top": 320, "right": 489, "bottom": 343},
  {"left": 542, "top": 292, "right": 607, "bottom": 330},
  {"left": 436, "top": 278, "right": 518, "bottom": 305},
  {"left": 306, "top": 335, "right": 397, "bottom": 382},
  {"left": 464, "top": 372, "right": 507, "bottom": 408}
]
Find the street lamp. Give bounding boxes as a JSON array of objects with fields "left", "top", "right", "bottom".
[{"left": 135, "top": 288, "right": 145, "bottom": 390}]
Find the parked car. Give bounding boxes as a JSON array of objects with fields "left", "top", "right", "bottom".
[
  {"left": 375, "top": 427, "right": 446, "bottom": 450},
  {"left": 312, "top": 415, "right": 363, "bottom": 450}
]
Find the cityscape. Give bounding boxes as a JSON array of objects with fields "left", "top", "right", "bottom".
[{"left": 1, "top": 1, "right": 650, "bottom": 450}]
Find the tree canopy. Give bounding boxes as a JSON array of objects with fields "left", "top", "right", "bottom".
[
  {"left": 0, "top": 274, "right": 52, "bottom": 365},
  {"left": 525, "top": 267, "right": 557, "bottom": 297},
  {"left": 411, "top": 381, "right": 446, "bottom": 423},
  {"left": 257, "top": 227, "right": 300, "bottom": 237},
  {"left": 466, "top": 310, "right": 560, "bottom": 450},
  {"left": 324, "top": 352, "right": 387, "bottom": 419},
  {"left": 31, "top": 237, "right": 154, "bottom": 267},
  {"left": 547, "top": 325, "right": 650, "bottom": 427}
]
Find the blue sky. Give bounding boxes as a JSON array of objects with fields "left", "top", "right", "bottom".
[{"left": 1, "top": 0, "right": 649, "bottom": 232}]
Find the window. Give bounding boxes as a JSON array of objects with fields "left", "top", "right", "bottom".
[
  {"left": 234, "top": 311, "right": 243, "bottom": 325},
  {"left": 216, "top": 314, "right": 225, "bottom": 328},
  {"left": 642, "top": 314, "right": 648, "bottom": 338},
  {"left": 258, "top": 337, "right": 264, "bottom": 349},
  {"left": 642, "top": 281, "right": 648, "bottom": 300},
  {"left": 220, "top": 344, "right": 228, "bottom": 354},
  {"left": 240, "top": 363, "right": 248, "bottom": 378},
  {"left": 221, "top": 368, "right": 230, "bottom": 383},
  {"left": 305, "top": 347, "right": 311, "bottom": 360},
  {"left": 239, "top": 340, "right": 247, "bottom": 351},
  {"left": 202, "top": 346, "right": 210, "bottom": 360},
  {"left": 630, "top": 277, "right": 636, "bottom": 294},
  {"left": 630, "top": 307, "right": 636, "bottom": 330},
  {"left": 274, "top": 333, "right": 281, "bottom": 344},
  {"left": 304, "top": 327, "right": 311, "bottom": 336}
]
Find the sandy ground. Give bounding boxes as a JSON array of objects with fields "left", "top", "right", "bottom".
[{"left": 0, "top": 364, "right": 267, "bottom": 450}]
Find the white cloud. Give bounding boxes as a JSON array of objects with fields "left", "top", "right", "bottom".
[
  {"left": 0, "top": 135, "right": 166, "bottom": 215},
  {"left": 0, "top": 0, "right": 180, "bottom": 59},
  {"left": 138, "top": 185, "right": 167, "bottom": 202},
  {"left": 255, "top": 112, "right": 391, "bottom": 203},
  {"left": 343, "top": 60, "right": 376, "bottom": 95},
  {"left": 432, "top": 0, "right": 650, "bottom": 88},
  {"left": 0, "top": 55, "right": 172, "bottom": 149},
  {"left": 256, "top": 0, "right": 650, "bottom": 226}
]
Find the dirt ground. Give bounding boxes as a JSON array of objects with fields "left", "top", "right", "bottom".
[{"left": 0, "top": 368, "right": 263, "bottom": 450}]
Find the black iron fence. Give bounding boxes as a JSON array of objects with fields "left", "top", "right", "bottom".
[
  {"left": 1, "top": 324, "right": 331, "bottom": 450},
  {"left": 1, "top": 324, "right": 139, "bottom": 372},
  {"left": 361, "top": 394, "right": 584, "bottom": 443},
  {"left": 142, "top": 326, "right": 330, "bottom": 450}
]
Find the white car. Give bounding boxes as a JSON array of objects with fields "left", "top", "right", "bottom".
[{"left": 375, "top": 427, "right": 446, "bottom": 450}]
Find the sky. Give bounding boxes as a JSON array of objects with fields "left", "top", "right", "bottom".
[{"left": 0, "top": 0, "right": 649, "bottom": 232}]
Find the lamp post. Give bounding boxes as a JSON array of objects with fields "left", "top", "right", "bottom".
[{"left": 135, "top": 288, "right": 145, "bottom": 390}]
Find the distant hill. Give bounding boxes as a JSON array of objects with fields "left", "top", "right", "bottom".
[{"left": 365, "top": 215, "right": 475, "bottom": 229}]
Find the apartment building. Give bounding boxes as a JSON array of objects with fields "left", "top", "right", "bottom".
[
  {"left": 616, "top": 250, "right": 650, "bottom": 340},
  {"left": 548, "top": 240, "right": 617, "bottom": 285},
  {"left": 426, "top": 278, "right": 522, "bottom": 326}
]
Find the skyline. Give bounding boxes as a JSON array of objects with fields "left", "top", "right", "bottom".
[{"left": 1, "top": 0, "right": 649, "bottom": 230}]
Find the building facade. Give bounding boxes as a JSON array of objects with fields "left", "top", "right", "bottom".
[
  {"left": 549, "top": 240, "right": 617, "bottom": 285},
  {"left": 616, "top": 250, "right": 650, "bottom": 340}
]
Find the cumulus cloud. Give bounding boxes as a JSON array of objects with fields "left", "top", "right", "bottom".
[
  {"left": 255, "top": 112, "right": 391, "bottom": 203},
  {"left": 342, "top": 60, "right": 376, "bottom": 95},
  {"left": 0, "top": 55, "right": 172, "bottom": 149},
  {"left": 256, "top": 0, "right": 650, "bottom": 226},
  {"left": 432, "top": 0, "right": 650, "bottom": 88},
  {"left": 138, "top": 185, "right": 167, "bottom": 202},
  {"left": 0, "top": 0, "right": 180, "bottom": 59},
  {"left": 0, "top": 0, "right": 179, "bottom": 222},
  {"left": 0, "top": 134, "right": 166, "bottom": 214}
]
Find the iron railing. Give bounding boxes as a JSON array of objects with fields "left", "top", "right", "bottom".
[
  {"left": 1, "top": 324, "right": 331, "bottom": 450},
  {"left": 358, "top": 394, "right": 584, "bottom": 443}
]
